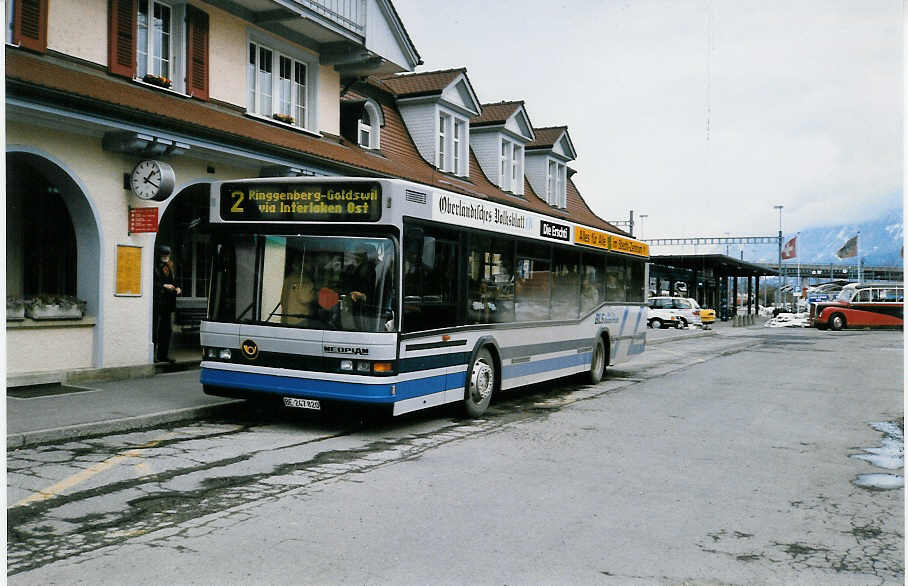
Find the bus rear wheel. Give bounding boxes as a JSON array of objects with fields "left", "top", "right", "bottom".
[
  {"left": 830, "top": 314, "right": 846, "bottom": 331},
  {"left": 588, "top": 337, "right": 607, "bottom": 384},
  {"left": 464, "top": 348, "right": 495, "bottom": 417}
]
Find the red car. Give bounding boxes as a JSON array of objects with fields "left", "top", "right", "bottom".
[{"left": 810, "top": 283, "right": 903, "bottom": 330}]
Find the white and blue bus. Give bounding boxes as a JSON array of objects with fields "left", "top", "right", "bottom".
[{"left": 200, "top": 177, "right": 649, "bottom": 417}]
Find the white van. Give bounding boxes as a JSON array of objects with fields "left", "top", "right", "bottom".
[{"left": 648, "top": 297, "right": 702, "bottom": 327}]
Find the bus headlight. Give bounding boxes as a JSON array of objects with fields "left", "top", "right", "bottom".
[
  {"left": 218, "top": 349, "right": 232, "bottom": 360},
  {"left": 356, "top": 361, "right": 371, "bottom": 373},
  {"left": 340, "top": 359, "right": 354, "bottom": 371}
]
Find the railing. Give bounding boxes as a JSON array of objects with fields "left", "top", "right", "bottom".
[{"left": 300, "top": 0, "right": 366, "bottom": 35}]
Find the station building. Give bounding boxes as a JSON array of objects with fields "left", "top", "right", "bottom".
[{"left": 6, "top": 0, "right": 629, "bottom": 386}]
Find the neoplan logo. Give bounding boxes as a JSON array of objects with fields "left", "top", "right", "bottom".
[
  {"left": 241, "top": 339, "right": 259, "bottom": 360},
  {"left": 324, "top": 346, "right": 370, "bottom": 356},
  {"left": 540, "top": 220, "right": 570, "bottom": 241}
]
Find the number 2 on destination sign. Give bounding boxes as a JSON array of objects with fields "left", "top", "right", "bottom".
[{"left": 231, "top": 191, "right": 245, "bottom": 213}]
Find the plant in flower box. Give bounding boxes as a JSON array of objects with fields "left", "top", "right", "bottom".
[
  {"left": 273, "top": 113, "right": 295, "bottom": 125},
  {"left": 25, "top": 294, "right": 87, "bottom": 320},
  {"left": 143, "top": 73, "right": 172, "bottom": 88},
  {"left": 7, "top": 296, "right": 26, "bottom": 321}
]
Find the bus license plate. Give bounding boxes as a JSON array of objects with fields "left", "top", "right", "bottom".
[{"left": 283, "top": 397, "right": 321, "bottom": 410}]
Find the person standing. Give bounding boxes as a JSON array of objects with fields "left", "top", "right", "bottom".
[{"left": 153, "top": 245, "right": 181, "bottom": 363}]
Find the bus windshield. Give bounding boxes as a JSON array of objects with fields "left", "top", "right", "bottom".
[{"left": 209, "top": 234, "right": 396, "bottom": 332}]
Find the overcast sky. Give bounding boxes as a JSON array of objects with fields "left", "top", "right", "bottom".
[{"left": 391, "top": 0, "right": 903, "bottom": 240}]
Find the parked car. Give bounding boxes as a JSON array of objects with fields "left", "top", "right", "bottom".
[
  {"left": 647, "top": 306, "right": 683, "bottom": 329},
  {"left": 648, "top": 296, "right": 703, "bottom": 328}
]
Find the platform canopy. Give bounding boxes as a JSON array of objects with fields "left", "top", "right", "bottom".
[{"left": 650, "top": 254, "right": 778, "bottom": 278}]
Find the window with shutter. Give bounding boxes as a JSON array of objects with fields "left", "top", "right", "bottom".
[
  {"left": 108, "top": 0, "right": 137, "bottom": 78},
  {"left": 13, "top": 0, "right": 48, "bottom": 53},
  {"left": 186, "top": 5, "right": 209, "bottom": 101}
]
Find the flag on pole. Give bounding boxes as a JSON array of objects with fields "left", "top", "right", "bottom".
[
  {"left": 781, "top": 236, "right": 797, "bottom": 259},
  {"left": 836, "top": 235, "right": 858, "bottom": 259}
]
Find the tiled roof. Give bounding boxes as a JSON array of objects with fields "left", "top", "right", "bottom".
[
  {"left": 527, "top": 126, "right": 567, "bottom": 149},
  {"left": 375, "top": 68, "right": 465, "bottom": 97},
  {"left": 471, "top": 101, "right": 522, "bottom": 126},
  {"left": 7, "top": 50, "right": 626, "bottom": 235}
]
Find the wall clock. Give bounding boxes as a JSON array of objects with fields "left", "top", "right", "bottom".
[{"left": 130, "top": 160, "right": 176, "bottom": 201}]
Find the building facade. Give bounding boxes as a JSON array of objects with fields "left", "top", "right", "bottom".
[{"left": 6, "top": 0, "right": 627, "bottom": 385}]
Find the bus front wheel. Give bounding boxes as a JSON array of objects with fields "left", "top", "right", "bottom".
[
  {"left": 588, "top": 337, "right": 607, "bottom": 384},
  {"left": 464, "top": 348, "right": 495, "bottom": 417}
]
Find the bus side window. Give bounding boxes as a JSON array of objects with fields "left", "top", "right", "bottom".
[
  {"left": 606, "top": 257, "right": 626, "bottom": 302},
  {"left": 403, "top": 224, "right": 460, "bottom": 333}
]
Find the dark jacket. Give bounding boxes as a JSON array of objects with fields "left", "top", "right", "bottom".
[{"left": 154, "top": 260, "right": 178, "bottom": 312}]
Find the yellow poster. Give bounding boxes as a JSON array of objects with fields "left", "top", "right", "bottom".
[
  {"left": 574, "top": 226, "right": 610, "bottom": 250},
  {"left": 609, "top": 235, "right": 650, "bottom": 257},
  {"left": 115, "top": 245, "right": 142, "bottom": 296}
]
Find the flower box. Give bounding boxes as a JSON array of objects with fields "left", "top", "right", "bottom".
[
  {"left": 23, "top": 295, "right": 87, "bottom": 320},
  {"left": 27, "top": 304, "right": 84, "bottom": 320},
  {"left": 273, "top": 113, "right": 295, "bottom": 125},
  {"left": 7, "top": 305, "right": 25, "bottom": 321},
  {"left": 143, "top": 73, "right": 172, "bottom": 88}
]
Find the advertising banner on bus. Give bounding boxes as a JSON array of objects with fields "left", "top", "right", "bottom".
[{"left": 433, "top": 192, "right": 534, "bottom": 238}]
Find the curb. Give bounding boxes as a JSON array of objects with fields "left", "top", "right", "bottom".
[{"left": 6, "top": 399, "right": 242, "bottom": 449}]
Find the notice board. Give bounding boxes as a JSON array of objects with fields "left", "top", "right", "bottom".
[{"left": 115, "top": 244, "right": 142, "bottom": 296}]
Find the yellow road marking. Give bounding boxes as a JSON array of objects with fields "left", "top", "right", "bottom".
[{"left": 11, "top": 432, "right": 175, "bottom": 508}]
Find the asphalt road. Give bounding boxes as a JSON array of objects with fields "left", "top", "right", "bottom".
[{"left": 8, "top": 327, "right": 904, "bottom": 584}]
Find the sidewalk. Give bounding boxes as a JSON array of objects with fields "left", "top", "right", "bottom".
[
  {"left": 6, "top": 362, "right": 240, "bottom": 449},
  {"left": 6, "top": 318, "right": 770, "bottom": 449}
]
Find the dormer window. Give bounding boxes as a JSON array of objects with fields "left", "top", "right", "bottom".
[
  {"left": 437, "top": 110, "right": 468, "bottom": 175},
  {"left": 438, "top": 112, "right": 448, "bottom": 168},
  {"left": 358, "top": 101, "right": 381, "bottom": 149},
  {"left": 453, "top": 120, "right": 464, "bottom": 174},
  {"left": 546, "top": 159, "right": 567, "bottom": 208},
  {"left": 498, "top": 138, "right": 524, "bottom": 194},
  {"left": 525, "top": 127, "right": 575, "bottom": 209}
]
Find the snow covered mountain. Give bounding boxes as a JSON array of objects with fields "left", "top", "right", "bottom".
[{"left": 652, "top": 207, "right": 904, "bottom": 267}]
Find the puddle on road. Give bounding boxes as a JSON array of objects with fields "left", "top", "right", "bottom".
[{"left": 850, "top": 421, "right": 903, "bottom": 491}]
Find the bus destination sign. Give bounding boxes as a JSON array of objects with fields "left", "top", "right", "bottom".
[{"left": 220, "top": 182, "right": 382, "bottom": 222}]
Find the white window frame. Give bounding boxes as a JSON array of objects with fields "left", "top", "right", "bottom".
[
  {"left": 546, "top": 158, "right": 566, "bottom": 207},
  {"left": 438, "top": 112, "right": 449, "bottom": 170},
  {"left": 512, "top": 144, "right": 523, "bottom": 195},
  {"left": 247, "top": 33, "right": 318, "bottom": 133},
  {"left": 500, "top": 139, "right": 510, "bottom": 191},
  {"left": 136, "top": 0, "right": 186, "bottom": 93},
  {"left": 357, "top": 101, "right": 381, "bottom": 149},
  {"left": 6, "top": 0, "right": 14, "bottom": 45},
  {"left": 437, "top": 108, "right": 469, "bottom": 176},
  {"left": 453, "top": 120, "right": 462, "bottom": 174},
  {"left": 499, "top": 138, "right": 523, "bottom": 195}
]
